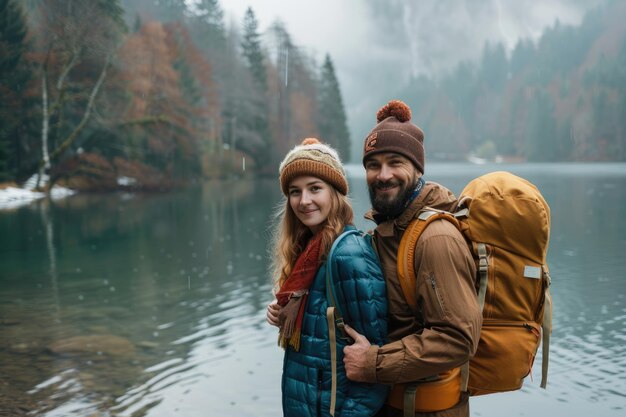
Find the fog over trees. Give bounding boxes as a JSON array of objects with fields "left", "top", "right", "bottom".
[
  {"left": 359, "top": 0, "right": 626, "bottom": 162},
  {"left": 0, "top": 0, "right": 625, "bottom": 190},
  {"left": 0, "top": 0, "right": 349, "bottom": 188}
]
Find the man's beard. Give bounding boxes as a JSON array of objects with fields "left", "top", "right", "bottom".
[{"left": 368, "top": 175, "right": 419, "bottom": 219}]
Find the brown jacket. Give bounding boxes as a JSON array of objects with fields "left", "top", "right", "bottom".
[{"left": 363, "top": 181, "right": 482, "bottom": 386}]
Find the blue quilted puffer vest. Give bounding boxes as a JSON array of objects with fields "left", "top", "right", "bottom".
[{"left": 281, "top": 226, "right": 389, "bottom": 417}]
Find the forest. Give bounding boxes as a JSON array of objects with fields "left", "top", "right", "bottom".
[
  {"left": 1, "top": 0, "right": 625, "bottom": 191},
  {"left": 0, "top": 0, "right": 350, "bottom": 190},
  {"left": 398, "top": 0, "right": 626, "bottom": 163}
]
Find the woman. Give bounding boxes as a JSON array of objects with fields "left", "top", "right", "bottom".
[{"left": 266, "top": 138, "right": 389, "bottom": 417}]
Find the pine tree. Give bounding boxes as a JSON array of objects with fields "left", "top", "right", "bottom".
[
  {"left": 241, "top": 7, "right": 267, "bottom": 91},
  {"left": 187, "top": 0, "right": 226, "bottom": 91},
  {"left": 196, "top": 0, "right": 224, "bottom": 29},
  {"left": 510, "top": 39, "right": 535, "bottom": 76},
  {"left": 219, "top": 21, "right": 272, "bottom": 172},
  {"left": 525, "top": 90, "right": 556, "bottom": 161},
  {"left": 193, "top": 0, "right": 225, "bottom": 54},
  {"left": 267, "top": 21, "right": 294, "bottom": 158},
  {"left": 121, "top": 0, "right": 186, "bottom": 23},
  {"left": 157, "top": 0, "right": 187, "bottom": 22},
  {"left": 479, "top": 42, "right": 508, "bottom": 91},
  {"left": 239, "top": 7, "right": 271, "bottom": 170},
  {"left": 0, "top": 0, "right": 31, "bottom": 181},
  {"left": 317, "top": 54, "right": 350, "bottom": 160}
]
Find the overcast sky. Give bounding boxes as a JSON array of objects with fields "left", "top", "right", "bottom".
[{"left": 221, "top": 0, "right": 606, "bottom": 158}]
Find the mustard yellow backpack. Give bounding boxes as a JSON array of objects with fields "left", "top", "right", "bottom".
[{"left": 396, "top": 171, "right": 552, "bottom": 405}]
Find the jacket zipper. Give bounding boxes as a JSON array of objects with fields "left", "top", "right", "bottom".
[
  {"left": 317, "top": 368, "right": 323, "bottom": 417},
  {"left": 429, "top": 274, "right": 446, "bottom": 317}
]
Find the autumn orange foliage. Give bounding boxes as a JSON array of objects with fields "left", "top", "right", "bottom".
[{"left": 114, "top": 21, "right": 221, "bottom": 178}]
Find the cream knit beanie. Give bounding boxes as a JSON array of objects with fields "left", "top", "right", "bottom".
[{"left": 279, "top": 138, "right": 348, "bottom": 195}]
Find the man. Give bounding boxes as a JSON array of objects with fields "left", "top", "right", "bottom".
[{"left": 343, "top": 100, "right": 482, "bottom": 417}]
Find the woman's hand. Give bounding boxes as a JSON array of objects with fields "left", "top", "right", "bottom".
[{"left": 266, "top": 299, "right": 281, "bottom": 327}]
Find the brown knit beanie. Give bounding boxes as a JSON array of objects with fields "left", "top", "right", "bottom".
[
  {"left": 279, "top": 138, "right": 348, "bottom": 195},
  {"left": 362, "top": 100, "right": 425, "bottom": 174}
]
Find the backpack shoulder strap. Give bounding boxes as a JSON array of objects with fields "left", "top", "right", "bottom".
[
  {"left": 397, "top": 210, "right": 461, "bottom": 310},
  {"left": 326, "top": 229, "right": 361, "bottom": 316},
  {"left": 398, "top": 210, "right": 470, "bottom": 396},
  {"left": 325, "top": 228, "right": 359, "bottom": 417}
]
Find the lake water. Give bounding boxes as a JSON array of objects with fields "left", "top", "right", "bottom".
[{"left": 1, "top": 163, "right": 625, "bottom": 417}]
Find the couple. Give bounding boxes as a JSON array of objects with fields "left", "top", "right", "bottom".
[{"left": 266, "top": 100, "right": 482, "bottom": 417}]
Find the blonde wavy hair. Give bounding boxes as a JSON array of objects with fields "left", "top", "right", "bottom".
[{"left": 270, "top": 181, "right": 354, "bottom": 291}]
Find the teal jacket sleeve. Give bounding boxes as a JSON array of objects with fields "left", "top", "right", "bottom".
[{"left": 330, "top": 230, "right": 389, "bottom": 416}]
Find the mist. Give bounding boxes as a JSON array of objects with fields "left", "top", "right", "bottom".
[
  {"left": 223, "top": 0, "right": 608, "bottom": 157},
  {"left": 2, "top": 1, "right": 626, "bottom": 416}
]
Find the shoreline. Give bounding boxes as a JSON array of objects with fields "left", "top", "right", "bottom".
[{"left": 0, "top": 185, "right": 77, "bottom": 211}]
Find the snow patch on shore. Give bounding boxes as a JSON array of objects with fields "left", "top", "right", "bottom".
[
  {"left": 0, "top": 186, "right": 76, "bottom": 210},
  {"left": 117, "top": 176, "right": 137, "bottom": 186}
]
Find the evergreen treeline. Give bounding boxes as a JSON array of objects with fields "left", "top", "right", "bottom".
[
  {"left": 399, "top": 1, "right": 626, "bottom": 162},
  {"left": 0, "top": 0, "right": 350, "bottom": 189}
]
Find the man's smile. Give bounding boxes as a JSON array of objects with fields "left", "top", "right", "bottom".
[{"left": 375, "top": 181, "right": 400, "bottom": 194}]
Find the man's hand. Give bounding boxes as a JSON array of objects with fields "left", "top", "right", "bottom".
[
  {"left": 342, "top": 325, "right": 371, "bottom": 382},
  {"left": 266, "top": 299, "right": 281, "bottom": 327}
]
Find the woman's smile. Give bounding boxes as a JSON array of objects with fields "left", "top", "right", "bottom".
[{"left": 289, "top": 176, "right": 332, "bottom": 233}]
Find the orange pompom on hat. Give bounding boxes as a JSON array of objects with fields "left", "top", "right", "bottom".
[
  {"left": 362, "top": 100, "right": 426, "bottom": 174},
  {"left": 279, "top": 138, "right": 348, "bottom": 196}
]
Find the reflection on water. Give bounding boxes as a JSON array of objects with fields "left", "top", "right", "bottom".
[
  {"left": 0, "top": 180, "right": 281, "bottom": 416},
  {"left": 1, "top": 164, "right": 625, "bottom": 417}
]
